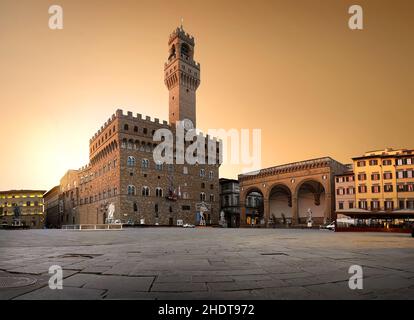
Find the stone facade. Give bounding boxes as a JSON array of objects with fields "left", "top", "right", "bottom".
[
  {"left": 338, "top": 148, "right": 414, "bottom": 213},
  {"left": 165, "top": 27, "right": 200, "bottom": 127},
  {"left": 239, "top": 157, "right": 348, "bottom": 226},
  {"left": 43, "top": 185, "right": 60, "bottom": 228},
  {"left": 51, "top": 26, "right": 221, "bottom": 227},
  {"left": 219, "top": 178, "right": 240, "bottom": 228},
  {"left": 334, "top": 165, "right": 356, "bottom": 212},
  {"left": 0, "top": 190, "right": 46, "bottom": 228}
]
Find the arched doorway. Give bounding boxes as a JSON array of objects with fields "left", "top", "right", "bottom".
[
  {"left": 269, "top": 184, "right": 293, "bottom": 225},
  {"left": 245, "top": 189, "right": 264, "bottom": 226},
  {"left": 297, "top": 180, "right": 326, "bottom": 224}
]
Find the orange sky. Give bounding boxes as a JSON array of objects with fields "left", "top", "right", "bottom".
[{"left": 0, "top": 0, "right": 413, "bottom": 191}]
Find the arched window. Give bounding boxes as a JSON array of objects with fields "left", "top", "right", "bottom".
[
  {"left": 142, "top": 186, "right": 150, "bottom": 197},
  {"left": 201, "top": 183, "right": 205, "bottom": 189},
  {"left": 127, "top": 139, "right": 133, "bottom": 149},
  {"left": 156, "top": 187, "right": 163, "bottom": 197},
  {"left": 127, "top": 156, "right": 136, "bottom": 167},
  {"left": 134, "top": 126, "right": 138, "bottom": 132},
  {"left": 142, "top": 159, "right": 149, "bottom": 169},
  {"left": 210, "top": 194, "right": 215, "bottom": 202},
  {"left": 181, "top": 43, "right": 190, "bottom": 57},
  {"left": 183, "top": 192, "right": 189, "bottom": 199},
  {"left": 200, "top": 192, "right": 206, "bottom": 202},
  {"left": 209, "top": 171, "right": 214, "bottom": 179},
  {"left": 127, "top": 185, "right": 136, "bottom": 196},
  {"left": 133, "top": 202, "right": 138, "bottom": 212},
  {"left": 169, "top": 44, "right": 176, "bottom": 60},
  {"left": 124, "top": 124, "right": 129, "bottom": 131},
  {"left": 121, "top": 138, "right": 127, "bottom": 148},
  {"left": 200, "top": 169, "right": 205, "bottom": 177}
]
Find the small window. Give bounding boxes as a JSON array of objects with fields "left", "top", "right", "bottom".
[
  {"left": 142, "top": 159, "right": 150, "bottom": 169},
  {"left": 156, "top": 188, "right": 163, "bottom": 197},
  {"left": 124, "top": 124, "right": 129, "bottom": 131},
  {"left": 127, "top": 185, "right": 136, "bottom": 195},
  {"left": 127, "top": 156, "right": 136, "bottom": 167},
  {"left": 142, "top": 186, "right": 150, "bottom": 197}
]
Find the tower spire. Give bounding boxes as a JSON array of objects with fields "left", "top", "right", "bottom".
[{"left": 164, "top": 27, "right": 200, "bottom": 127}]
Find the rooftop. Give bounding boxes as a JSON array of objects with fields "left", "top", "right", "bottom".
[{"left": 239, "top": 157, "right": 345, "bottom": 181}]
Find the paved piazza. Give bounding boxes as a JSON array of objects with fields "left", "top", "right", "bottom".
[{"left": 0, "top": 228, "right": 413, "bottom": 300}]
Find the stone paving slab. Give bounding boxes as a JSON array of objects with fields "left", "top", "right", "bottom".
[
  {"left": 15, "top": 286, "right": 106, "bottom": 300},
  {"left": 0, "top": 228, "right": 413, "bottom": 299},
  {"left": 151, "top": 282, "right": 208, "bottom": 292}
]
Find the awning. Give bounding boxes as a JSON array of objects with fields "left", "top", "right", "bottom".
[{"left": 335, "top": 209, "right": 414, "bottom": 219}]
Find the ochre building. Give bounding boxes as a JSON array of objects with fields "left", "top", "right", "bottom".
[{"left": 0, "top": 190, "right": 46, "bottom": 228}]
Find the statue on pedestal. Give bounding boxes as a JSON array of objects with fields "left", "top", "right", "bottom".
[
  {"left": 307, "top": 208, "right": 313, "bottom": 227},
  {"left": 106, "top": 203, "right": 115, "bottom": 224}
]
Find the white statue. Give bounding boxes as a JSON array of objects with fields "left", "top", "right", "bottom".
[
  {"left": 307, "top": 208, "right": 313, "bottom": 227},
  {"left": 307, "top": 208, "right": 313, "bottom": 222},
  {"left": 220, "top": 210, "right": 226, "bottom": 227},
  {"left": 199, "top": 211, "right": 206, "bottom": 226},
  {"left": 107, "top": 203, "right": 115, "bottom": 224}
]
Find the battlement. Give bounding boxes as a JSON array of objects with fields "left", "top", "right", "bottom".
[
  {"left": 89, "top": 109, "right": 169, "bottom": 144},
  {"left": 168, "top": 27, "right": 195, "bottom": 46},
  {"left": 115, "top": 109, "right": 169, "bottom": 126},
  {"left": 78, "top": 163, "right": 92, "bottom": 172},
  {"left": 89, "top": 112, "right": 117, "bottom": 143}
]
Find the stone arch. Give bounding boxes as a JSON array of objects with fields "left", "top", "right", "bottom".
[
  {"left": 267, "top": 183, "right": 293, "bottom": 224},
  {"left": 242, "top": 186, "right": 264, "bottom": 225},
  {"left": 240, "top": 185, "right": 265, "bottom": 204},
  {"left": 295, "top": 179, "right": 326, "bottom": 224}
]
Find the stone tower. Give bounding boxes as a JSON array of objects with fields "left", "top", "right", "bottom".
[{"left": 164, "top": 26, "right": 200, "bottom": 128}]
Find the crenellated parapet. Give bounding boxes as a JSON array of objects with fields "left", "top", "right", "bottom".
[
  {"left": 115, "top": 109, "right": 169, "bottom": 126},
  {"left": 89, "top": 112, "right": 117, "bottom": 144},
  {"left": 168, "top": 27, "right": 195, "bottom": 46},
  {"left": 89, "top": 109, "right": 169, "bottom": 144}
]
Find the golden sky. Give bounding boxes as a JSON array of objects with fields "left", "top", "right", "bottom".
[{"left": 0, "top": 0, "right": 413, "bottom": 191}]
